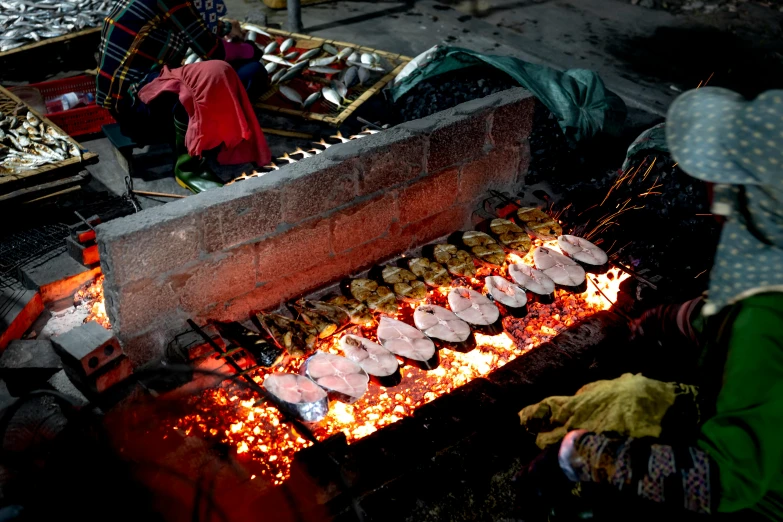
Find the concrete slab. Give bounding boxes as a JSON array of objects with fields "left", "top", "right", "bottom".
[{"left": 19, "top": 251, "right": 101, "bottom": 304}]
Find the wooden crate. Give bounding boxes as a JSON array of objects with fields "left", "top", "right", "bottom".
[
  {"left": 0, "top": 85, "right": 99, "bottom": 198},
  {"left": 245, "top": 26, "right": 411, "bottom": 126}
]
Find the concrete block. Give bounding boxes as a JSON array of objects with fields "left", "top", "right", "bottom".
[
  {"left": 427, "top": 112, "right": 490, "bottom": 173},
  {"left": 458, "top": 146, "right": 520, "bottom": 204},
  {"left": 330, "top": 193, "right": 398, "bottom": 254},
  {"left": 256, "top": 218, "right": 331, "bottom": 282},
  {"left": 66, "top": 236, "right": 100, "bottom": 266},
  {"left": 19, "top": 251, "right": 101, "bottom": 304},
  {"left": 47, "top": 369, "right": 89, "bottom": 408},
  {"left": 200, "top": 188, "right": 283, "bottom": 253},
  {"left": 341, "top": 229, "right": 416, "bottom": 272},
  {"left": 88, "top": 354, "right": 133, "bottom": 394},
  {"left": 119, "top": 323, "right": 186, "bottom": 369},
  {"left": 281, "top": 159, "right": 359, "bottom": 223},
  {"left": 51, "top": 320, "right": 122, "bottom": 377},
  {"left": 174, "top": 244, "right": 256, "bottom": 314},
  {"left": 103, "top": 276, "right": 178, "bottom": 335},
  {"left": 356, "top": 133, "right": 426, "bottom": 196},
  {"left": 97, "top": 211, "right": 201, "bottom": 287},
  {"left": 402, "top": 205, "right": 471, "bottom": 246},
  {"left": 398, "top": 167, "right": 459, "bottom": 225},
  {"left": 489, "top": 89, "right": 535, "bottom": 149},
  {"left": 0, "top": 283, "right": 43, "bottom": 351},
  {"left": 166, "top": 323, "right": 224, "bottom": 363},
  {"left": 0, "top": 339, "right": 62, "bottom": 396}
]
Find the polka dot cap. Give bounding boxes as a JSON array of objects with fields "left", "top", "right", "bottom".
[{"left": 666, "top": 88, "right": 783, "bottom": 315}]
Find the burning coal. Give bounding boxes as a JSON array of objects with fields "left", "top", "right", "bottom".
[
  {"left": 169, "top": 239, "right": 629, "bottom": 485},
  {"left": 74, "top": 275, "right": 110, "bottom": 329}
]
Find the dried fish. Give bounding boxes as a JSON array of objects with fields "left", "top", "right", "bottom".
[
  {"left": 297, "top": 47, "right": 322, "bottom": 62},
  {"left": 263, "top": 40, "right": 279, "bottom": 54},
  {"left": 321, "top": 86, "right": 342, "bottom": 108},
  {"left": 26, "top": 111, "right": 40, "bottom": 127},
  {"left": 279, "top": 85, "right": 303, "bottom": 106},
  {"left": 323, "top": 42, "right": 339, "bottom": 55},
  {"left": 303, "top": 91, "right": 321, "bottom": 109},
  {"left": 310, "top": 55, "right": 337, "bottom": 67},
  {"left": 336, "top": 47, "right": 353, "bottom": 60},
  {"left": 279, "top": 37, "right": 295, "bottom": 53},
  {"left": 0, "top": 0, "right": 111, "bottom": 48},
  {"left": 263, "top": 54, "right": 293, "bottom": 66}
]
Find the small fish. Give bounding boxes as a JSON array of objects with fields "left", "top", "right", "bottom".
[
  {"left": 263, "top": 55, "right": 294, "bottom": 66},
  {"left": 347, "top": 52, "right": 360, "bottom": 63},
  {"left": 312, "top": 138, "right": 332, "bottom": 149},
  {"left": 264, "top": 41, "right": 279, "bottom": 54},
  {"left": 277, "top": 152, "right": 297, "bottom": 164},
  {"left": 330, "top": 131, "right": 350, "bottom": 143},
  {"left": 279, "top": 37, "right": 295, "bottom": 53},
  {"left": 336, "top": 47, "right": 353, "bottom": 60},
  {"left": 297, "top": 48, "right": 321, "bottom": 62},
  {"left": 265, "top": 61, "right": 278, "bottom": 74},
  {"left": 309, "top": 55, "right": 337, "bottom": 67},
  {"left": 303, "top": 91, "right": 321, "bottom": 109},
  {"left": 358, "top": 66, "right": 371, "bottom": 85},
  {"left": 279, "top": 85, "right": 303, "bottom": 106},
  {"left": 289, "top": 60, "right": 309, "bottom": 72},
  {"left": 26, "top": 111, "right": 40, "bottom": 127},
  {"left": 308, "top": 66, "right": 339, "bottom": 75},
  {"left": 360, "top": 53, "right": 374, "bottom": 65},
  {"left": 184, "top": 53, "right": 199, "bottom": 65},
  {"left": 323, "top": 43, "right": 339, "bottom": 55},
  {"left": 68, "top": 143, "right": 82, "bottom": 159},
  {"left": 0, "top": 128, "right": 5, "bottom": 140},
  {"left": 242, "top": 23, "right": 272, "bottom": 38},
  {"left": 330, "top": 80, "right": 348, "bottom": 100},
  {"left": 17, "top": 135, "right": 31, "bottom": 148},
  {"left": 264, "top": 162, "right": 280, "bottom": 170},
  {"left": 321, "top": 86, "right": 342, "bottom": 108},
  {"left": 278, "top": 66, "right": 303, "bottom": 83},
  {"left": 270, "top": 69, "right": 285, "bottom": 84},
  {"left": 342, "top": 66, "right": 358, "bottom": 88},
  {"left": 290, "top": 147, "right": 313, "bottom": 158},
  {"left": 283, "top": 51, "right": 298, "bottom": 61}
]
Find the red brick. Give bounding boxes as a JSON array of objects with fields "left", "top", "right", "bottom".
[
  {"left": 256, "top": 219, "right": 331, "bottom": 281},
  {"left": 458, "top": 147, "right": 520, "bottom": 204},
  {"left": 490, "top": 92, "right": 535, "bottom": 149},
  {"left": 342, "top": 228, "right": 417, "bottom": 271},
  {"left": 107, "top": 277, "right": 179, "bottom": 335},
  {"left": 175, "top": 245, "right": 257, "bottom": 314},
  {"left": 359, "top": 135, "right": 426, "bottom": 196},
  {"left": 403, "top": 205, "right": 470, "bottom": 245},
  {"left": 330, "top": 193, "right": 398, "bottom": 253},
  {"left": 200, "top": 189, "right": 283, "bottom": 253},
  {"left": 282, "top": 160, "right": 359, "bottom": 223},
  {"left": 427, "top": 114, "right": 490, "bottom": 173},
  {"left": 517, "top": 139, "right": 531, "bottom": 184},
  {"left": 398, "top": 168, "right": 459, "bottom": 225}
]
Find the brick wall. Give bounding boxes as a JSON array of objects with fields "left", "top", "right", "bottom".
[{"left": 97, "top": 88, "right": 535, "bottom": 367}]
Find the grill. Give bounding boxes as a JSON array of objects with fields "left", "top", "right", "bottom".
[{"left": 0, "top": 224, "right": 69, "bottom": 290}]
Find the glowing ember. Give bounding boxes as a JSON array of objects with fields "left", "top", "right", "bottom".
[
  {"left": 74, "top": 275, "right": 110, "bottom": 329},
  {"left": 170, "top": 238, "right": 629, "bottom": 484}
]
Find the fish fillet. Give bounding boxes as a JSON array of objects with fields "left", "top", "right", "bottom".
[
  {"left": 448, "top": 287, "right": 500, "bottom": 325},
  {"left": 304, "top": 352, "right": 369, "bottom": 402},
  {"left": 557, "top": 235, "right": 609, "bottom": 266},
  {"left": 508, "top": 264, "right": 556, "bottom": 295},
  {"left": 490, "top": 218, "right": 532, "bottom": 254},
  {"left": 264, "top": 373, "right": 329, "bottom": 422},
  {"left": 533, "top": 247, "right": 586, "bottom": 287},
  {"left": 377, "top": 316, "right": 436, "bottom": 362},
  {"left": 432, "top": 244, "right": 476, "bottom": 278},
  {"left": 413, "top": 304, "right": 471, "bottom": 343},
  {"left": 340, "top": 334, "right": 399, "bottom": 378},
  {"left": 516, "top": 207, "right": 562, "bottom": 240},
  {"left": 484, "top": 276, "right": 528, "bottom": 309},
  {"left": 408, "top": 257, "right": 451, "bottom": 287}
]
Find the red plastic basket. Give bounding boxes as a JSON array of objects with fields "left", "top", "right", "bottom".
[{"left": 24, "top": 74, "right": 115, "bottom": 137}]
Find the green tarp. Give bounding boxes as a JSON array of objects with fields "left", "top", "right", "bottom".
[{"left": 390, "top": 46, "right": 627, "bottom": 143}]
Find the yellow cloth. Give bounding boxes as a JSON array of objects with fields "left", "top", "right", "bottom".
[{"left": 519, "top": 373, "right": 696, "bottom": 448}]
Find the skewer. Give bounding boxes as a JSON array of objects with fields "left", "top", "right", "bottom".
[{"left": 132, "top": 189, "right": 187, "bottom": 199}]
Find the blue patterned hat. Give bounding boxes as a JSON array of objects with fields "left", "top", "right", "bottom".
[{"left": 666, "top": 88, "right": 783, "bottom": 315}]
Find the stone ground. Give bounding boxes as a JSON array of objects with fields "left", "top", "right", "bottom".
[{"left": 75, "top": 0, "right": 783, "bottom": 208}]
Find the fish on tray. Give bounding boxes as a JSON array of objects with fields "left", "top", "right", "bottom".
[
  {"left": 508, "top": 263, "right": 556, "bottom": 302},
  {"left": 408, "top": 257, "right": 451, "bottom": 288},
  {"left": 348, "top": 278, "right": 399, "bottom": 315},
  {"left": 255, "top": 313, "right": 318, "bottom": 357},
  {"left": 379, "top": 266, "right": 427, "bottom": 302},
  {"left": 533, "top": 246, "right": 586, "bottom": 289},
  {"left": 326, "top": 295, "right": 375, "bottom": 325},
  {"left": 484, "top": 276, "right": 528, "bottom": 318},
  {"left": 263, "top": 373, "right": 328, "bottom": 422},
  {"left": 339, "top": 334, "right": 401, "bottom": 387},
  {"left": 489, "top": 218, "right": 531, "bottom": 255},
  {"left": 290, "top": 299, "right": 350, "bottom": 338},
  {"left": 431, "top": 244, "right": 477, "bottom": 278},
  {"left": 303, "top": 352, "right": 369, "bottom": 403},
  {"left": 460, "top": 231, "right": 507, "bottom": 267},
  {"left": 413, "top": 304, "right": 473, "bottom": 351},
  {"left": 213, "top": 321, "right": 284, "bottom": 367},
  {"left": 557, "top": 235, "right": 609, "bottom": 270},
  {"left": 448, "top": 287, "right": 501, "bottom": 332},
  {"left": 377, "top": 316, "right": 438, "bottom": 370},
  {"left": 516, "top": 207, "right": 562, "bottom": 240}
]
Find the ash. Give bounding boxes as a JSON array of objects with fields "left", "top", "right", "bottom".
[{"left": 37, "top": 300, "right": 94, "bottom": 340}]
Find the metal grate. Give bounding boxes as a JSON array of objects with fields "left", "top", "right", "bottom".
[{"left": 0, "top": 224, "right": 69, "bottom": 289}]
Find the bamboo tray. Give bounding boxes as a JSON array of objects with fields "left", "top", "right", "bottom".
[
  {"left": 245, "top": 26, "right": 411, "bottom": 126},
  {"left": 0, "top": 85, "right": 98, "bottom": 196},
  {"left": 0, "top": 27, "right": 101, "bottom": 60}
]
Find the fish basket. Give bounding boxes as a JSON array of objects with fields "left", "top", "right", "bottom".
[
  {"left": 245, "top": 26, "right": 411, "bottom": 126},
  {"left": 0, "top": 85, "right": 99, "bottom": 201},
  {"left": 22, "top": 75, "right": 116, "bottom": 138}
]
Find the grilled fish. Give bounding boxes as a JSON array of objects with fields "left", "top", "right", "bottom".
[
  {"left": 413, "top": 304, "right": 471, "bottom": 343},
  {"left": 533, "top": 247, "right": 586, "bottom": 287},
  {"left": 448, "top": 287, "right": 500, "bottom": 326},
  {"left": 263, "top": 373, "right": 328, "bottom": 422},
  {"left": 303, "top": 352, "right": 368, "bottom": 403},
  {"left": 255, "top": 313, "right": 318, "bottom": 357},
  {"left": 431, "top": 244, "right": 476, "bottom": 278},
  {"left": 490, "top": 218, "right": 531, "bottom": 255},
  {"left": 213, "top": 322, "right": 284, "bottom": 367},
  {"left": 291, "top": 299, "right": 350, "bottom": 338},
  {"left": 327, "top": 295, "right": 375, "bottom": 325},
  {"left": 381, "top": 266, "right": 427, "bottom": 302},
  {"left": 557, "top": 235, "right": 608, "bottom": 266},
  {"left": 461, "top": 230, "right": 506, "bottom": 266},
  {"left": 349, "top": 278, "right": 398, "bottom": 315},
  {"left": 508, "top": 264, "right": 555, "bottom": 296},
  {"left": 516, "top": 207, "right": 562, "bottom": 240}
]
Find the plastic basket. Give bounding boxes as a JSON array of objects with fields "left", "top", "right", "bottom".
[{"left": 24, "top": 74, "right": 115, "bottom": 137}]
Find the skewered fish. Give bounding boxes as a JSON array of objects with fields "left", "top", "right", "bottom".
[
  {"left": 377, "top": 316, "right": 438, "bottom": 370},
  {"left": 448, "top": 287, "right": 500, "bottom": 326},
  {"left": 533, "top": 247, "right": 586, "bottom": 288},
  {"left": 304, "top": 352, "right": 369, "bottom": 403},
  {"left": 408, "top": 257, "right": 451, "bottom": 287},
  {"left": 290, "top": 299, "right": 350, "bottom": 338},
  {"left": 461, "top": 231, "right": 506, "bottom": 266},
  {"left": 484, "top": 276, "right": 528, "bottom": 314},
  {"left": 516, "top": 207, "right": 562, "bottom": 240},
  {"left": 339, "top": 334, "right": 401, "bottom": 386},
  {"left": 431, "top": 244, "right": 476, "bottom": 278},
  {"left": 380, "top": 266, "right": 427, "bottom": 302},
  {"left": 557, "top": 235, "right": 608, "bottom": 266},
  {"left": 413, "top": 304, "right": 471, "bottom": 343},
  {"left": 508, "top": 264, "right": 555, "bottom": 296},
  {"left": 349, "top": 278, "right": 398, "bottom": 315},
  {"left": 327, "top": 295, "right": 375, "bottom": 325},
  {"left": 490, "top": 218, "right": 531, "bottom": 255},
  {"left": 214, "top": 322, "right": 284, "bottom": 367},
  {"left": 255, "top": 313, "right": 318, "bottom": 357},
  {"left": 263, "top": 373, "right": 328, "bottom": 422}
]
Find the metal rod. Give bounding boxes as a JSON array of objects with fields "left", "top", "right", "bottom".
[
  {"left": 287, "top": 0, "right": 303, "bottom": 33},
  {"left": 132, "top": 189, "right": 187, "bottom": 199},
  {"left": 74, "top": 211, "right": 97, "bottom": 233},
  {"left": 356, "top": 117, "right": 382, "bottom": 130},
  {"left": 609, "top": 260, "right": 658, "bottom": 291},
  {"left": 261, "top": 127, "right": 313, "bottom": 139}
]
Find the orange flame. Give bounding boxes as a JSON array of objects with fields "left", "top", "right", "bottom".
[{"left": 74, "top": 275, "right": 110, "bottom": 329}]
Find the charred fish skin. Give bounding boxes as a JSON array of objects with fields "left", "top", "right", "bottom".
[
  {"left": 407, "top": 257, "right": 451, "bottom": 288},
  {"left": 489, "top": 218, "right": 532, "bottom": 255},
  {"left": 290, "top": 299, "right": 351, "bottom": 338},
  {"left": 427, "top": 243, "right": 477, "bottom": 278},
  {"left": 214, "top": 321, "right": 284, "bottom": 367},
  {"left": 326, "top": 295, "right": 375, "bottom": 326},
  {"left": 516, "top": 207, "right": 562, "bottom": 240},
  {"left": 255, "top": 313, "right": 318, "bottom": 357}
]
